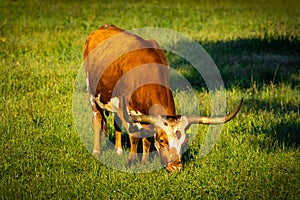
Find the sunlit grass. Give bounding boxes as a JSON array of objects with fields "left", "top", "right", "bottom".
[{"left": 1, "top": 0, "right": 299, "bottom": 199}]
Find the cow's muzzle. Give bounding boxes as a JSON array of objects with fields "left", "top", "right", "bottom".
[{"left": 165, "top": 161, "right": 183, "bottom": 172}]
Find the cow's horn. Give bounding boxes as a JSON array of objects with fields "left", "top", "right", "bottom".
[
  {"left": 122, "top": 96, "right": 159, "bottom": 124},
  {"left": 187, "top": 98, "right": 243, "bottom": 124}
]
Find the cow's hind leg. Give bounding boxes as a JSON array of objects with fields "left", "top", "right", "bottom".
[{"left": 92, "top": 106, "right": 103, "bottom": 158}]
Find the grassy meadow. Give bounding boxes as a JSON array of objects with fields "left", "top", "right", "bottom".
[{"left": 1, "top": 0, "right": 299, "bottom": 199}]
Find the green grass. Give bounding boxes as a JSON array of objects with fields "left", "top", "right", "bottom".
[{"left": 1, "top": 0, "right": 299, "bottom": 199}]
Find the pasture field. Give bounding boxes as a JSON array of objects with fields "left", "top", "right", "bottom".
[{"left": 1, "top": 0, "right": 299, "bottom": 199}]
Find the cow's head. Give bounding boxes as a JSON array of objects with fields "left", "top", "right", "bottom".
[
  {"left": 153, "top": 116, "right": 189, "bottom": 171},
  {"left": 122, "top": 97, "right": 243, "bottom": 172}
]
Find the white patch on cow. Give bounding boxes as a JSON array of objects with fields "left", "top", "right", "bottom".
[
  {"left": 115, "top": 147, "right": 123, "bottom": 155},
  {"left": 86, "top": 72, "right": 90, "bottom": 91},
  {"left": 94, "top": 94, "right": 120, "bottom": 112},
  {"left": 89, "top": 95, "right": 95, "bottom": 106},
  {"left": 129, "top": 110, "right": 143, "bottom": 130},
  {"left": 161, "top": 116, "right": 189, "bottom": 156},
  {"left": 111, "top": 97, "right": 120, "bottom": 111},
  {"left": 169, "top": 137, "right": 181, "bottom": 156},
  {"left": 129, "top": 110, "right": 142, "bottom": 115},
  {"left": 178, "top": 116, "right": 189, "bottom": 144},
  {"left": 136, "top": 123, "right": 143, "bottom": 130},
  {"left": 92, "top": 110, "right": 97, "bottom": 117}
]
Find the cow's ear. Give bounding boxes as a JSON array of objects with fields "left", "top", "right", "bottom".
[{"left": 176, "top": 116, "right": 190, "bottom": 131}]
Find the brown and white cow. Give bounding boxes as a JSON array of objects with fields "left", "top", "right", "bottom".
[{"left": 83, "top": 24, "right": 243, "bottom": 171}]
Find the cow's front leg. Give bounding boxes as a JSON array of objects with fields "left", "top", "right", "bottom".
[
  {"left": 114, "top": 131, "right": 123, "bottom": 155},
  {"left": 141, "top": 137, "right": 151, "bottom": 163},
  {"left": 127, "top": 132, "right": 140, "bottom": 165},
  {"left": 113, "top": 114, "right": 123, "bottom": 155}
]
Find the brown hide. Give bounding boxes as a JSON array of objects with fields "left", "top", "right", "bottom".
[{"left": 84, "top": 24, "right": 175, "bottom": 116}]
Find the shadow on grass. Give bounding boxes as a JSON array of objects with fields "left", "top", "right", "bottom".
[
  {"left": 245, "top": 98, "right": 300, "bottom": 148},
  {"left": 207, "top": 37, "right": 299, "bottom": 89},
  {"left": 244, "top": 98, "right": 299, "bottom": 114},
  {"left": 169, "top": 35, "right": 299, "bottom": 90},
  {"left": 257, "top": 120, "right": 300, "bottom": 149}
]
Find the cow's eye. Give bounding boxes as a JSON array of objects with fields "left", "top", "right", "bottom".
[{"left": 159, "top": 137, "right": 168, "bottom": 146}]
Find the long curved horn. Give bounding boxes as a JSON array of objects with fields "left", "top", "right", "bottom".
[
  {"left": 121, "top": 96, "right": 159, "bottom": 124},
  {"left": 187, "top": 98, "right": 243, "bottom": 124}
]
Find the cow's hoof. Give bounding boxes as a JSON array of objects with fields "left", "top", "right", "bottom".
[
  {"left": 92, "top": 150, "right": 101, "bottom": 158},
  {"left": 114, "top": 147, "right": 123, "bottom": 155},
  {"left": 141, "top": 155, "right": 149, "bottom": 164},
  {"left": 127, "top": 153, "right": 138, "bottom": 166}
]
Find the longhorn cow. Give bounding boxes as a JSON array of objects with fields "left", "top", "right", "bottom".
[{"left": 83, "top": 24, "right": 243, "bottom": 171}]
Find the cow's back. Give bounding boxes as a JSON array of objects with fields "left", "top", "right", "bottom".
[{"left": 83, "top": 25, "right": 124, "bottom": 59}]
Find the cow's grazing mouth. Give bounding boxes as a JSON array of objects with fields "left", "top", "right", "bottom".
[{"left": 83, "top": 24, "right": 243, "bottom": 172}]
